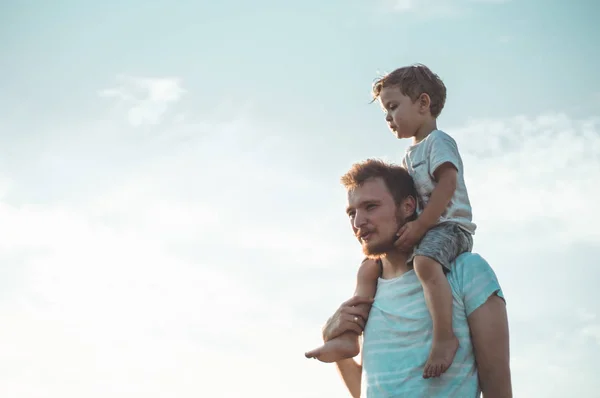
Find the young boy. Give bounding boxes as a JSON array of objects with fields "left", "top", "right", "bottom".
[{"left": 305, "top": 64, "right": 476, "bottom": 379}]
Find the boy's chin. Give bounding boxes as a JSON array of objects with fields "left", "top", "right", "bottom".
[{"left": 393, "top": 130, "right": 408, "bottom": 139}]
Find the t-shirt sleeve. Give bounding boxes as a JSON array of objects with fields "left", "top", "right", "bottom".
[
  {"left": 450, "top": 253, "right": 505, "bottom": 317},
  {"left": 427, "top": 131, "right": 462, "bottom": 179}
]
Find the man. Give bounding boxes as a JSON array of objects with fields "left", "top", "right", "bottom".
[{"left": 315, "top": 159, "right": 511, "bottom": 397}]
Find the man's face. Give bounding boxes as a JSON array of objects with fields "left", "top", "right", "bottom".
[
  {"left": 378, "top": 86, "right": 423, "bottom": 140},
  {"left": 346, "top": 177, "right": 409, "bottom": 257}
]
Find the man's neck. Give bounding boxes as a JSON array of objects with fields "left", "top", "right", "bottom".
[{"left": 380, "top": 249, "right": 412, "bottom": 279}]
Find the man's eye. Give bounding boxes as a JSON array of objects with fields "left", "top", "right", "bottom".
[{"left": 366, "top": 204, "right": 376, "bottom": 210}]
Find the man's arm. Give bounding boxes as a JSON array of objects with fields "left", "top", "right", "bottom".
[
  {"left": 455, "top": 253, "right": 512, "bottom": 397},
  {"left": 336, "top": 358, "right": 362, "bottom": 398},
  {"left": 467, "top": 294, "right": 512, "bottom": 398}
]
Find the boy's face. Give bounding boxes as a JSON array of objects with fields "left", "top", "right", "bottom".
[{"left": 378, "top": 86, "right": 423, "bottom": 140}]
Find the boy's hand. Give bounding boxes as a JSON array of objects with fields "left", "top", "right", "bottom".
[{"left": 394, "top": 220, "right": 427, "bottom": 251}]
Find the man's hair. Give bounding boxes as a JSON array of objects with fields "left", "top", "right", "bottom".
[
  {"left": 340, "top": 159, "right": 417, "bottom": 206},
  {"left": 371, "top": 63, "right": 447, "bottom": 118}
]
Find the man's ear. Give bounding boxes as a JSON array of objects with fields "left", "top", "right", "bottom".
[
  {"left": 400, "top": 196, "right": 417, "bottom": 219},
  {"left": 418, "top": 93, "right": 431, "bottom": 114}
]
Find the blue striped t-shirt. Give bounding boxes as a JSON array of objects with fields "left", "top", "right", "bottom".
[{"left": 361, "top": 253, "right": 504, "bottom": 397}]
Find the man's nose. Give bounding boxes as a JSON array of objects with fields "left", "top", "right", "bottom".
[{"left": 353, "top": 211, "right": 367, "bottom": 230}]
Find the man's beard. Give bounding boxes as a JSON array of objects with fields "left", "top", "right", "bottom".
[{"left": 362, "top": 212, "right": 407, "bottom": 258}]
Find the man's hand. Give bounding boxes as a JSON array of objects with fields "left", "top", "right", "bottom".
[
  {"left": 394, "top": 220, "right": 427, "bottom": 252},
  {"left": 322, "top": 296, "right": 374, "bottom": 342}
]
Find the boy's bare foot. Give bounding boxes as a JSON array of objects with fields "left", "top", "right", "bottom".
[
  {"left": 305, "top": 337, "right": 360, "bottom": 363},
  {"left": 423, "top": 335, "right": 459, "bottom": 378}
]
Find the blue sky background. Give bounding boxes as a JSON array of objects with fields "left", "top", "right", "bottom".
[{"left": 1, "top": 0, "right": 599, "bottom": 397}]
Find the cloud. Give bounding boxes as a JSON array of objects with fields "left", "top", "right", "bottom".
[
  {"left": 450, "top": 113, "right": 600, "bottom": 247},
  {"left": 443, "top": 113, "right": 600, "bottom": 396},
  {"left": 582, "top": 325, "right": 600, "bottom": 345},
  {"left": 1, "top": 95, "right": 599, "bottom": 397},
  {"left": 392, "top": 0, "right": 416, "bottom": 12},
  {"left": 0, "top": 97, "right": 357, "bottom": 397},
  {"left": 0, "top": 172, "right": 340, "bottom": 397},
  {"left": 578, "top": 307, "right": 598, "bottom": 323},
  {"left": 99, "top": 75, "right": 185, "bottom": 127},
  {"left": 389, "top": 0, "right": 462, "bottom": 16},
  {"left": 0, "top": 175, "right": 10, "bottom": 200},
  {"left": 510, "top": 305, "right": 600, "bottom": 397},
  {"left": 388, "top": 0, "right": 510, "bottom": 16}
]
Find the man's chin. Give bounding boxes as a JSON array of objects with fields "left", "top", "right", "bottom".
[{"left": 362, "top": 240, "right": 395, "bottom": 257}]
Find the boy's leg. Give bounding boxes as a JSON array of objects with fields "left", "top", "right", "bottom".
[
  {"left": 305, "top": 258, "right": 380, "bottom": 363},
  {"left": 411, "top": 223, "right": 471, "bottom": 378},
  {"left": 413, "top": 256, "right": 458, "bottom": 378}
]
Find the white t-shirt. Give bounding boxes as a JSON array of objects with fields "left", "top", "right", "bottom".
[
  {"left": 402, "top": 130, "right": 476, "bottom": 234},
  {"left": 361, "top": 253, "right": 504, "bottom": 397}
]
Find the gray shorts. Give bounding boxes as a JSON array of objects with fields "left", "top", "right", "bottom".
[{"left": 408, "top": 222, "right": 473, "bottom": 272}]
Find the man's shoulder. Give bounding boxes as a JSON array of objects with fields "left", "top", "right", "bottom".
[
  {"left": 454, "top": 252, "right": 489, "bottom": 268},
  {"left": 449, "top": 252, "right": 505, "bottom": 315},
  {"left": 448, "top": 252, "right": 494, "bottom": 290}
]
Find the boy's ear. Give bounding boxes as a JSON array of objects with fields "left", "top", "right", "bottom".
[{"left": 418, "top": 93, "right": 431, "bottom": 113}]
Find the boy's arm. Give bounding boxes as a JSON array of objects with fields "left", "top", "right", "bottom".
[
  {"left": 416, "top": 163, "right": 457, "bottom": 230},
  {"left": 396, "top": 132, "right": 461, "bottom": 249},
  {"left": 418, "top": 131, "right": 462, "bottom": 229},
  {"left": 395, "top": 163, "right": 457, "bottom": 250},
  {"left": 336, "top": 358, "right": 362, "bottom": 398}
]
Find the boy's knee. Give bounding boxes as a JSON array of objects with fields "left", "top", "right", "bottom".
[{"left": 413, "top": 255, "right": 444, "bottom": 282}]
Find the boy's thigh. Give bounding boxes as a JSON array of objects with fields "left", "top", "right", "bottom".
[{"left": 410, "top": 222, "right": 473, "bottom": 271}]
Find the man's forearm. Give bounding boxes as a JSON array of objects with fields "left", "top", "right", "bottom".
[{"left": 336, "top": 358, "right": 362, "bottom": 398}]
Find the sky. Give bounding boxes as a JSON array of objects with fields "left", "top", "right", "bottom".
[{"left": 0, "top": 0, "right": 599, "bottom": 397}]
